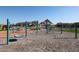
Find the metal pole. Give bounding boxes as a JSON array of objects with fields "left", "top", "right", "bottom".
[
  {"left": 46, "top": 20, "right": 48, "bottom": 34},
  {"left": 61, "top": 23, "right": 63, "bottom": 34},
  {"left": 12, "top": 24, "right": 14, "bottom": 33},
  {"left": 25, "top": 21, "right": 28, "bottom": 37},
  {"left": 7, "top": 19, "right": 10, "bottom": 45},
  {"left": 75, "top": 23, "right": 77, "bottom": 39},
  {"left": 36, "top": 21, "right": 39, "bottom": 33},
  {"left": 16, "top": 24, "right": 18, "bottom": 31}
]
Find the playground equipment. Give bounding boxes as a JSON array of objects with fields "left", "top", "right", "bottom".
[
  {"left": 6, "top": 19, "right": 24, "bottom": 45},
  {"left": 45, "top": 20, "right": 49, "bottom": 34},
  {"left": 7, "top": 19, "right": 10, "bottom": 45},
  {"left": 36, "top": 21, "right": 39, "bottom": 33},
  {"left": 59, "top": 22, "right": 78, "bottom": 39},
  {"left": 60, "top": 22, "right": 63, "bottom": 34},
  {"left": 5, "top": 18, "right": 79, "bottom": 45},
  {"left": 25, "top": 21, "right": 28, "bottom": 37},
  {"left": 75, "top": 23, "right": 78, "bottom": 39}
]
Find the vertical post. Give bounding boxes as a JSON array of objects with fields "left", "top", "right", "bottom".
[
  {"left": 12, "top": 24, "right": 14, "bottom": 33},
  {"left": 46, "top": 20, "right": 48, "bottom": 34},
  {"left": 36, "top": 21, "right": 39, "bottom": 33},
  {"left": 7, "top": 19, "right": 10, "bottom": 45},
  {"left": 61, "top": 22, "right": 63, "bottom": 34},
  {"left": 16, "top": 24, "right": 18, "bottom": 31},
  {"left": 75, "top": 23, "right": 77, "bottom": 39},
  {"left": 25, "top": 21, "right": 28, "bottom": 37}
]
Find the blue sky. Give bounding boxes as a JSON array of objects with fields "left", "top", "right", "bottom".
[{"left": 0, "top": 6, "right": 79, "bottom": 24}]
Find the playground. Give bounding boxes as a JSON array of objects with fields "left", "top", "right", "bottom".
[{"left": 0, "top": 19, "right": 79, "bottom": 52}]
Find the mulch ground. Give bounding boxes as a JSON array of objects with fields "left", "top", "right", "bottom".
[{"left": 0, "top": 29, "right": 79, "bottom": 52}]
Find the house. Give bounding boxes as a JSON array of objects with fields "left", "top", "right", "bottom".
[
  {"left": 40, "top": 19, "right": 52, "bottom": 26},
  {"left": 1, "top": 25, "right": 7, "bottom": 30},
  {"left": 16, "top": 22, "right": 26, "bottom": 27},
  {"left": 0, "top": 24, "right": 2, "bottom": 30},
  {"left": 40, "top": 19, "right": 52, "bottom": 27},
  {"left": 28, "top": 21, "right": 38, "bottom": 26},
  {"left": 16, "top": 21, "right": 38, "bottom": 27}
]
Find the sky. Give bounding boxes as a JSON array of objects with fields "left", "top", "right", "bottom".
[{"left": 0, "top": 6, "right": 79, "bottom": 24}]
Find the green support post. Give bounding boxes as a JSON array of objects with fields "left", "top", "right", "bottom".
[
  {"left": 16, "top": 24, "right": 18, "bottom": 31},
  {"left": 12, "top": 24, "right": 14, "bottom": 33},
  {"left": 36, "top": 21, "right": 39, "bottom": 33},
  {"left": 61, "top": 23, "right": 63, "bottom": 34},
  {"left": 75, "top": 23, "right": 77, "bottom": 39},
  {"left": 25, "top": 21, "right": 28, "bottom": 37},
  {"left": 7, "top": 19, "right": 10, "bottom": 45},
  {"left": 46, "top": 21, "right": 48, "bottom": 34}
]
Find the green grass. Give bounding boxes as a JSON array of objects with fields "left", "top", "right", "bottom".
[
  {"left": 63, "top": 29, "right": 79, "bottom": 33},
  {"left": 54, "top": 27, "right": 79, "bottom": 33}
]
